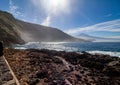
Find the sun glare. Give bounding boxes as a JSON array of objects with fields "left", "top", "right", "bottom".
[
  {"left": 31, "top": 0, "right": 70, "bottom": 15},
  {"left": 51, "top": 0, "right": 63, "bottom": 7},
  {"left": 45, "top": 0, "right": 69, "bottom": 14}
]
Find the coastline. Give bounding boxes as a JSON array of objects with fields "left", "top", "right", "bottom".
[
  {"left": 3, "top": 48, "right": 120, "bottom": 85},
  {"left": 14, "top": 42, "right": 120, "bottom": 57}
]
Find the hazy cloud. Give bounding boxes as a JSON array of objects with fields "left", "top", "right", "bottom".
[{"left": 66, "top": 19, "right": 120, "bottom": 35}]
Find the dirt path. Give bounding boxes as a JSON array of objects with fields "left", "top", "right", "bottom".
[
  {"left": 0, "top": 56, "right": 20, "bottom": 85},
  {"left": 3, "top": 56, "right": 20, "bottom": 85},
  {"left": 0, "top": 57, "right": 13, "bottom": 85}
]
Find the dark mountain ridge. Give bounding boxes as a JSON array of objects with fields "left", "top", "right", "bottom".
[
  {"left": 78, "top": 33, "right": 120, "bottom": 42},
  {"left": 0, "top": 10, "right": 86, "bottom": 46}
]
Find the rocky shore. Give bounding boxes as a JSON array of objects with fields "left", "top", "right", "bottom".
[{"left": 4, "top": 48, "right": 120, "bottom": 85}]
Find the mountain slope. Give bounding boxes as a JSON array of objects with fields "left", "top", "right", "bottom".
[
  {"left": 16, "top": 20, "right": 85, "bottom": 42},
  {"left": 0, "top": 10, "right": 24, "bottom": 46}
]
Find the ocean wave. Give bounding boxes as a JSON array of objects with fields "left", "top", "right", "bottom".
[
  {"left": 88, "top": 51, "right": 120, "bottom": 57},
  {"left": 14, "top": 42, "right": 77, "bottom": 51}
]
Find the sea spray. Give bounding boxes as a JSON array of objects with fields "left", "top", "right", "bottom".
[{"left": 14, "top": 42, "right": 120, "bottom": 57}]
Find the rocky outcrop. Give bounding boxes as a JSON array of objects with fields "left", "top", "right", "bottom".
[{"left": 4, "top": 49, "right": 120, "bottom": 85}]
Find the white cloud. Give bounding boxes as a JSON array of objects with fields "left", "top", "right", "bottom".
[
  {"left": 66, "top": 19, "right": 120, "bottom": 35},
  {"left": 9, "top": 0, "right": 24, "bottom": 17},
  {"left": 30, "top": 0, "right": 72, "bottom": 26}
]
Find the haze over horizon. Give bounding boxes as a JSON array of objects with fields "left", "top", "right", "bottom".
[{"left": 0, "top": 0, "right": 120, "bottom": 40}]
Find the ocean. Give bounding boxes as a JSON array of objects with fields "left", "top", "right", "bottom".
[{"left": 14, "top": 42, "right": 120, "bottom": 57}]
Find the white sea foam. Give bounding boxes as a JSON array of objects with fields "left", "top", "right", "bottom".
[
  {"left": 14, "top": 42, "right": 77, "bottom": 51},
  {"left": 14, "top": 42, "right": 120, "bottom": 57},
  {"left": 88, "top": 51, "right": 120, "bottom": 57}
]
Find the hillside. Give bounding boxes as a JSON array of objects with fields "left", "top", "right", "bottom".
[
  {"left": 0, "top": 10, "right": 86, "bottom": 46},
  {"left": 16, "top": 20, "right": 85, "bottom": 42},
  {"left": 0, "top": 10, "right": 24, "bottom": 46}
]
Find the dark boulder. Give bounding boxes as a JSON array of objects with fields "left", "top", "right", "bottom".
[{"left": 0, "top": 41, "right": 3, "bottom": 56}]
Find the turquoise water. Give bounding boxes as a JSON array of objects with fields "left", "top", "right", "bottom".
[{"left": 14, "top": 42, "right": 120, "bottom": 57}]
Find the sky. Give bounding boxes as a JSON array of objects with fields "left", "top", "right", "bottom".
[{"left": 0, "top": 0, "right": 120, "bottom": 39}]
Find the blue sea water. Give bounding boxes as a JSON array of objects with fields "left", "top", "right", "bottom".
[{"left": 14, "top": 42, "right": 120, "bottom": 57}]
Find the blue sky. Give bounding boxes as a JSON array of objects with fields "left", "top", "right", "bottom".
[{"left": 0, "top": 0, "right": 120, "bottom": 39}]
